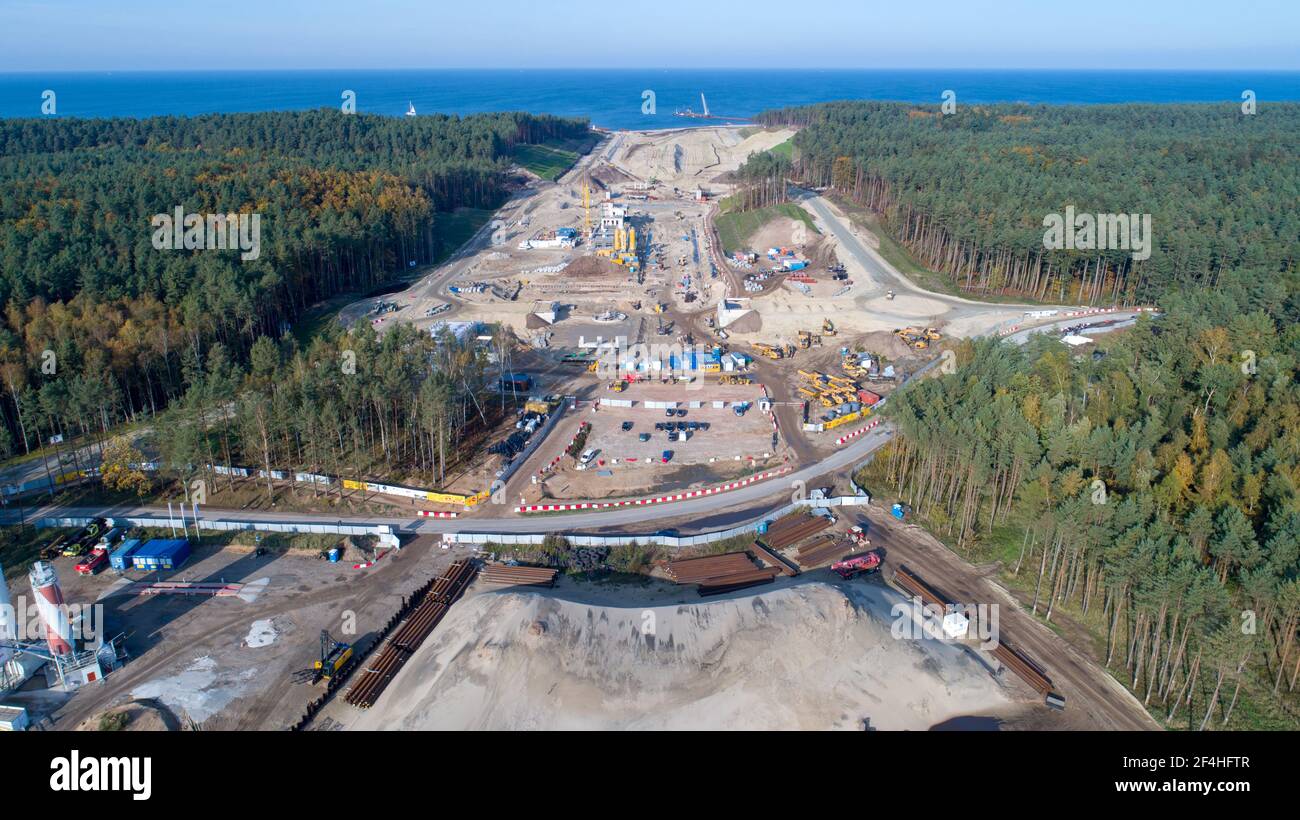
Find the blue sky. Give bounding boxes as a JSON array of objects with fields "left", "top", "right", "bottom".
[{"left": 2, "top": 0, "right": 1297, "bottom": 71}]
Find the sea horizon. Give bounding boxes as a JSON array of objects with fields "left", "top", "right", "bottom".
[{"left": 3, "top": 68, "right": 1298, "bottom": 129}]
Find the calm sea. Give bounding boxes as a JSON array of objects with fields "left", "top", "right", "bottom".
[{"left": 1, "top": 69, "right": 1297, "bottom": 128}]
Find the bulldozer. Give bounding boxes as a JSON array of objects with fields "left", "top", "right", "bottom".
[
  {"left": 752, "top": 342, "right": 783, "bottom": 360},
  {"left": 822, "top": 318, "right": 837, "bottom": 336}
]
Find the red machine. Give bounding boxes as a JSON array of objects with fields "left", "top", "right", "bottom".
[
  {"left": 832, "top": 550, "right": 882, "bottom": 579},
  {"left": 75, "top": 547, "right": 109, "bottom": 576}
]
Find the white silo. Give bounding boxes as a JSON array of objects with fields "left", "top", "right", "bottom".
[{"left": 27, "top": 561, "right": 72, "bottom": 656}]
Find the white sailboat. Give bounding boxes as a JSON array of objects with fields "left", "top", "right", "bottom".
[{"left": 406, "top": 101, "right": 416, "bottom": 117}]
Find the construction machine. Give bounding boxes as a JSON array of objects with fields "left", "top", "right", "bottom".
[
  {"left": 831, "top": 550, "right": 882, "bottom": 580},
  {"left": 822, "top": 318, "right": 837, "bottom": 336},
  {"left": 894, "top": 327, "right": 931, "bottom": 350},
  {"left": 752, "top": 342, "right": 782, "bottom": 360},
  {"left": 313, "top": 630, "right": 354, "bottom": 682},
  {"left": 797, "top": 330, "right": 813, "bottom": 349}
]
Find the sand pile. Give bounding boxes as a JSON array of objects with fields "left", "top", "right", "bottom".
[
  {"left": 353, "top": 581, "right": 1011, "bottom": 731},
  {"left": 616, "top": 128, "right": 796, "bottom": 187}
]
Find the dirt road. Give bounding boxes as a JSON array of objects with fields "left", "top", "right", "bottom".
[{"left": 861, "top": 506, "right": 1160, "bottom": 730}]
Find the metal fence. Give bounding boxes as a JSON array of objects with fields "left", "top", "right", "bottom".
[
  {"left": 37, "top": 516, "right": 398, "bottom": 546},
  {"left": 447, "top": 494, "right": 870, "bottom": 549}
]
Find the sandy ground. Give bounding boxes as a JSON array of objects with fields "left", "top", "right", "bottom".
[
  {"left": 351, "top": 578, "right": 1016, "bottom": 731},
  {"left": 613, "top": 127, "right": 796, "bottom": 188},
  {"left": 35, "top": 538, "right": 457, "bottom": 731}
]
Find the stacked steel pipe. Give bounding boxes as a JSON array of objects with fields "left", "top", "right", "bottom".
[
  {"left": 345, "top": 559, "right": 478, "bottom": 709},
  {"left": 666, "top": 552, "right": 758, "bottom": 584},
  {"left": 480, "top": 564, "right": 559, "bottom": 588}
]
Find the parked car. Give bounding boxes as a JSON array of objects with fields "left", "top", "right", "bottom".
[
  {"left": 638, "top": 433, "right": 651, "bottom": 442},
  {"left": 665, "top": 408, "right": 675, "bottom": 417},
  {"left": 579, "top": 448, "right": 598, "bottom": 465},
  {"left": 661, "top": 450, "right": 674, "bottom": 463},
  {"left": 621, "top": 421, "right": 634, "bottom": 431},
  {"left": 675, "top": 408, "right": 688, "bottom": 417}
]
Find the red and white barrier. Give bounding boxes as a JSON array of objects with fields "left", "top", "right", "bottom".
[
  {"left": 539, "top": 422, "right": 591, "bottom": 476},
  {"left": 1004, "top": 305, "right": 1158, "bottom": 335},
  {"left": 836, "top": 418, "right": 884, "bottom": 446},
  {"left": 515, "top": 465, "right": 793, "bottom": 513},
  {"left": 417, "top": 510, "right": 458, "bottom": 518},
  {"left": 352, "top": 551, "right": 390, "bottom": 570}
]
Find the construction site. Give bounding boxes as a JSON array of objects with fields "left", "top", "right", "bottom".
[{"left": 0, "top": 125, "right": 1157, "bottom": 734}]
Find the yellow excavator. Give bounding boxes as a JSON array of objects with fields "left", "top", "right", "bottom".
[{"left": 895, "top": 327, "right": 940, "bottom": 350}]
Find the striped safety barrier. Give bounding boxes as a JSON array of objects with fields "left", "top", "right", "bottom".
[
  {"left": 515, "top": 465, "right": 793, "bottom": 513},
  {"left": 836, "top": 418, "right": 884, "bottom": 446}
]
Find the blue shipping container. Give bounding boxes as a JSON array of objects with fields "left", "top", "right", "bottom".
[
  {"left": 131, "top": 539, "right": 191, "bottom": 570},
  {"left": 109, "top": 538, "right": 144, "bottom": 570}
]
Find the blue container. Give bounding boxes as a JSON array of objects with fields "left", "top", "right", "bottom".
[
  {"left": 131, "top": 538, "right": 191, "bottom": 570},
  {"left": 758, "top": 522, "right": 769, "bottom": 535},
  {"left": 328, "top": 548, "right": 341, "bottom": 563},
  {"left": 109, "top": 538, "right": 143, "bottom": 571}
]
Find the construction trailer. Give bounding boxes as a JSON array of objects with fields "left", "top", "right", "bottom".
[
  {"left": 108, "top": 538, "right": 144, "bottom": 571},
  {"left": 130, "top": 539, "right": 191, "bottom": 571}
]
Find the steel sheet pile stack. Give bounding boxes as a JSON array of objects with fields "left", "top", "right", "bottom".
[
  {"left": 749, "top": 541, "right": 799, "bottom": 576},
  {"left": 666, "top": 551, "right": 779, "bottom": 597},
  {"left": 893, "top": 564, "right": 1062, "bottom": 707},
  {"left": 795, "top": 535, "right": 852, "bottom": 568},
  {"left": 761, "top": 512, "right": 831, "bottom": 550},
  {"left": 345, "top": 559, "right": 478, "bottom": 709}
]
